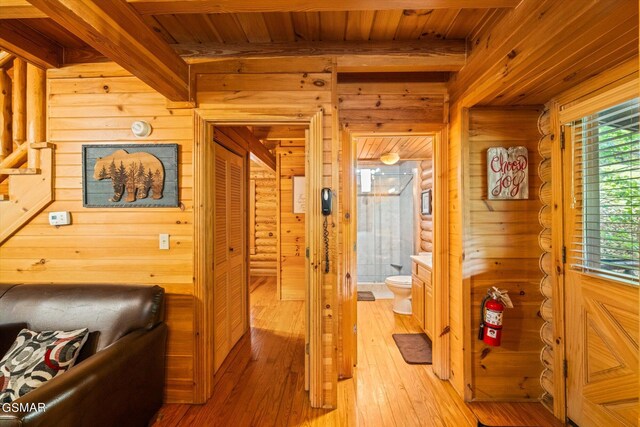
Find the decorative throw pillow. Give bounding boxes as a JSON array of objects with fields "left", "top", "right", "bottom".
[{"left": 0, "top": 328, "right": 89, "bottom": 403}]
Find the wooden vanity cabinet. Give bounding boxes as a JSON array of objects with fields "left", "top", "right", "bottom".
[{"left": 412, "top": 260, "right": 433, "bottom": 339}]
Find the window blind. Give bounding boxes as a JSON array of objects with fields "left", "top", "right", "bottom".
[{"left": 569, "top": 97, "right": 639, "bottom": 283}]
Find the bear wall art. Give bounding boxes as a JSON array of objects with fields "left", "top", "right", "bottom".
[{"left": 82, "top": 144, "right": 179, "bottom": 207}]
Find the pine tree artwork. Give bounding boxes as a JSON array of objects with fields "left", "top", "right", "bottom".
[{"left": 92, "top": 149, "right": 166, "bottom": 203}]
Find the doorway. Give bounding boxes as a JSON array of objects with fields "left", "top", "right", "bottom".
[
  {"left": 340, "top": 131, "right": 450, "bottom": 380},
  {"left": 192, "top": 112, "right": 326, "bottom": 407}
]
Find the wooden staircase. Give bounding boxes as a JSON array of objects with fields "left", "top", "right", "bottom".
[
  {"left": 0, "top": 55, "right": 54, "bottom": 245},
  {"left": 0, "top": 143, "right": 54, "bottom": 244}
]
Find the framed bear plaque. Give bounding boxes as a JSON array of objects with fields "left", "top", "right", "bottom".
[{"left": 82, "top": 144, "right": 179, "bottom": 208}]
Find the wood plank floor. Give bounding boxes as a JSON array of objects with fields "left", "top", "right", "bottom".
[{"left": 153, "top": 277, "right": 556, "bottom": 426}]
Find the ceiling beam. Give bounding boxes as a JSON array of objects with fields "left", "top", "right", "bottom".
[
  {"left": 66, "top": 39, "right": 467, "bottom": 72},
  {"left": 129, "top": 0, "right": 523, "bottom": 14},
  {"left": 25, "top": 0, "right": 189, "bottom": 101},
  {"left": 1, "top": 0, "right": 523, "bottom": 18},
  {"left": 252, "top": 126, "right": 307, "bottom": 141},
  {"left": 0, "top": 52, "right": 15, "bottom": 68},
  {"left": 234, "top": 127, "right": 276, "bottom": 172},
  {"left": 0, "top": 0, "right": 47, "bottom": 18},
  {"left": 0, "top": 20, "right": 62, "bottom": 69},
  {"left": 183, "top": 40, "right": 466, "bottom": 72}
]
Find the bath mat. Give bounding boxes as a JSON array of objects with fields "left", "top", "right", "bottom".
[
  {"left": 357, "top": 291, "right": 375, "bottom": 301},
  {"left": 392, "top": 333, "right": 432, "bottom": 365}
]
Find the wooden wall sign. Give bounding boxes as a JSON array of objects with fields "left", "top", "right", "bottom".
[
  {"left": 487, "top": 146, "right": 529, "bottom": 200},
  {"left": 82, "top": 144, "right": 179, "bottom": 207}
]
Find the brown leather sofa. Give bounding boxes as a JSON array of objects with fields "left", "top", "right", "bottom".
[{"left": 0, "top": 284, "right": 167, "bottom": 427}]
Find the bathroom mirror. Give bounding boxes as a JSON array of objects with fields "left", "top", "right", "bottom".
[{"left": 421, "top": 189, "right": 432, "bottom": 215}]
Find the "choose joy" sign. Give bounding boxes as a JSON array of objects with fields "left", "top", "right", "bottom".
[{"left": 487, "top": 146, "right": 529, "bottom": 200}]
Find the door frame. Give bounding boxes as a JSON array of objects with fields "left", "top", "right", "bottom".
[
  {"left": 340, "top": 128, "right": 450, "bottom": 380},
  {"left": 193, "top": 110, "right": 325, "bottom": 406}
]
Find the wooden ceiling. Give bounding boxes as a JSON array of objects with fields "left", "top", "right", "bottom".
[
  {"left": 356, "top": 135, "right": 433, "bottom": 161},
  {"left": 142, "top": 9, "right": 498, "bottom": 45},
  {"left": 2, "top": 8, "right": 498, "bottom": 51},
  {"left": 0, "top": 0, "right": 637, "bottom": 106}
]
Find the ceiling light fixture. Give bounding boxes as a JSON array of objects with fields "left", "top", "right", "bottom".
[{"left": 380, "top": 152, "right": 400, "bottom": 165}]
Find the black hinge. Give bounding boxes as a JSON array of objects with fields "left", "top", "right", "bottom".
[
  {"left": 563, "top": 359, "right": 568, "bottom": 378},
  {"left": 560, "top": 125, "right": 566, "bottom": 150},
  {"left": 305, "top": 247, "right": 310, "bottom": 258},
  {"left": 562, "top": 246, "right": 567, "bottom": 264}
]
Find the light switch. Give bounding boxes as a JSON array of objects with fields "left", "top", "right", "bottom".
[{"left": 159, "top": 234, "right": 170, "bottom": 250}]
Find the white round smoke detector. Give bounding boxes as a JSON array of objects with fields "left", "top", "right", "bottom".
[{"left": 131, "top": 120, "right": 152, "bottom": 138}]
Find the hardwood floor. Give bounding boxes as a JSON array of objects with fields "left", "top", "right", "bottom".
[{"left": 153, "top": 277, "right": 556, "bottom": 426}]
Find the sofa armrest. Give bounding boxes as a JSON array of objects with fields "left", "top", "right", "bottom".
[{"left": 0, "top": 323, "right": 167, "bottom": 427}]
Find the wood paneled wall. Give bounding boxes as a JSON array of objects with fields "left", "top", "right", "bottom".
[
  {"left": 249, "top": 162, "right": 277, "bottom": 277},
  {"left": 448, "top": 106, "right": 545, "bottom": 401},
  {"left": 337, "top": 81, "right": 447, "bottom": 133},
  {"left": 419, "top": 159, "right": 433, "bottom": 252},
  {"left": 1, "top": 58, "right": 340, "bottom": 407},
  {"left": 0, "top": 63, "right": 196, "bottom": 403},
  {"left": 277, "top": 142, "right": 305, "bottom": 300},
  {"left": 466, "top": 107, "right": 543, "bottom": 400}
]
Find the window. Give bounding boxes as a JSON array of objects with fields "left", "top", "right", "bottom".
[{"left": 569, "top": 98, "right": 639, "bottom": 282}]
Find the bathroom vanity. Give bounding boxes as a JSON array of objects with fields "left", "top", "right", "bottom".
[{"left": 410, "top": 254, "right": 433, "bottom": 339}]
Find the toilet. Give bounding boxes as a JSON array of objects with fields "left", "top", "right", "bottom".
[{"left": 385, "top": 275, "right": 412, "bottom": 315}]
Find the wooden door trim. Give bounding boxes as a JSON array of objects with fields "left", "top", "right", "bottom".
[
  {"left": 548, "top": 99, "right": 567, "bottom": 421},
  {"left": 193, "top": 109, "right": 326, "bottom": 407},
  {"left": 432, "top": 127, "right": 450, "bottom": 380},
  {"left": 342, "top": 127, "right": 450, "bottom": 379},
  {"left": 339, "top": 128, "right": 357, "bottom": 379}
]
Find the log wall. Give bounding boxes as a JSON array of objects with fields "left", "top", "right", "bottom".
[
  {"left": 536, "top": 108, "right": 554, "bottom": 410},
  {"left": 419, "top": 159, "right": 433, "bottom": 252},
  {"left": 250, "top": 162, "right": 277, "bottom": 277}
]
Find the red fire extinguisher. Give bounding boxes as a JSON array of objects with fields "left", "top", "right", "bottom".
[{"left": 478, "top": 287, "right": 513, "bottom": 347}]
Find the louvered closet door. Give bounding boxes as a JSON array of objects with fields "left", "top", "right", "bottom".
[
  {"left": 227, "top": 149, "right": 246, "bottom": 344},
  {"left": 213, "top": 142, "right": 246, "bottom": 372}
]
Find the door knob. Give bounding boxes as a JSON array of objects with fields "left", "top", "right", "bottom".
[{"left": 229, "top": 247, "right": 234, "bottom": 252}]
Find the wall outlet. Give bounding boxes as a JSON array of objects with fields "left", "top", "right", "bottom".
[
  {"left": 159, "top": 234, "right": 170, "bottom": 250},
  {"left": 49, "top": 211, "right": 71, "bottom": 226}
]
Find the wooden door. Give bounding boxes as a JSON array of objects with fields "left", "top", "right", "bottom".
[
  {"left": 565, "top": 273, "right": 638, "bottom": 426},
  {"left": 564, "top": 128, "right": 639, "bottom": 427},
  {"left": 213, "top": 142, "right": 246, "bottom": 371}
]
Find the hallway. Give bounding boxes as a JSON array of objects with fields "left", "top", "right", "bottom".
[{"left": 153, "top": 276, "right": 477, "bottom": 426}]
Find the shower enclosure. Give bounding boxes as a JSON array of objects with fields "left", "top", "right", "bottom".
[{"left": 357, "top": 161, "right": 417, "bottom": 285}]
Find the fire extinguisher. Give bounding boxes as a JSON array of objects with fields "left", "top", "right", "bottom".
[{"left": 478, "top": 287, "right": 513, "bottom": 347}]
